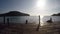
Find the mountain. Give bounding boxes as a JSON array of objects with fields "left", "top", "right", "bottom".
[
  {"left": 0, "top": 11, "right": 30, "bottom": 16},
  {"left": 52, "top": 13, "right": 60, "bottom": 16}
]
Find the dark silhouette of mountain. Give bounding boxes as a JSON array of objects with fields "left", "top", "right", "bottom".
[
  {"left": 52, "top": 13, "right": 60, "bottom": 16},
  {"left": 0, "top": 11, "right": 30, "bottom": 16}
]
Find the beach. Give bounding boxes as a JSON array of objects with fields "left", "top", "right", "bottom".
[{"left": 0, "top": 22, "right": 60, "bottom": 34}]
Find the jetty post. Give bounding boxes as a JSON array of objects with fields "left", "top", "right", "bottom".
[
  {"left": 36, "top": 15, "right": 40, "bottom": 31},
  {"left": 39, "top": 15, "right": 40, "bottom": 26},
  {"left": 4, "top": 16, "right": 5, "bottom": 24}
]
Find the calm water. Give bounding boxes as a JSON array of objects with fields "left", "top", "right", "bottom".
[
  {"left": 0, "top": 16, "right": 39, "bottom": 24},
  {"left": 0, "top": 16, "right": 60, "bottom": 25}
]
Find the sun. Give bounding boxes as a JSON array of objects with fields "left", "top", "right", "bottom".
[{"left": 36, "top": 0, "right": 46, "bottom": 9}]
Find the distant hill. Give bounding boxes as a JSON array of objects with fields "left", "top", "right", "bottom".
[
  {"left": 0, "top": 11, "right": 30, "bottom": 16},
  {"left": 52, "top": 13, "right": 60, "bottom": 16}
]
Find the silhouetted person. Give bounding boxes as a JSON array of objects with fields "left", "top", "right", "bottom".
[
  {"left": 7, "top": 18, "right": 9, "bottom": 26},
  {"left": 47, "top": 18, "right": 52, "bottom": 23},
  {"left": 25, "top": 20, "right": 28, "bottom": 24}
]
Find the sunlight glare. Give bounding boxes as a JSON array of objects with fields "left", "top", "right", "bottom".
[{"left": 36, "top": 0, "right": 46, "bottom": 9}]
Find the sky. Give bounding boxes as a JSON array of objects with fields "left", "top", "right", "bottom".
[{"left": 0, "top": 0, "right": 60, "bottom": 16}]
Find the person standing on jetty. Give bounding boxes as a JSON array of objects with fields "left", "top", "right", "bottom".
[
  {"left": 25, "top": 20, "right": 28, "bottom": 24},
  {"left": 7, "top": 18, "right": 9, "bottom": 26}
]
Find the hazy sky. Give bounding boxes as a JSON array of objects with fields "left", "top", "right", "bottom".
[{"left": 0, "top": 0, "right": 60, "bottom": 16}]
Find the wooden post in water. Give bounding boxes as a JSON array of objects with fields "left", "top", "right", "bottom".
[
  {"left": 39, "top": 15, "right": 40, "bottom": 26},
  {"left": 4, "top": 16, "right": 5, "bottom": 24},
  {"left": 36, "top": 15, "right": 40, "bottom": 31},
  {"left": 7, "top": 18, "right": 9, "bottom": 26}
]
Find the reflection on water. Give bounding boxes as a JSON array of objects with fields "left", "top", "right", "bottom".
[{"left": 40, "top": 21, "right": 49, "bottom": 26}]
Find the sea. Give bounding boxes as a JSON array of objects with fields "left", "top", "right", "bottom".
[{"left": 0, "top": 16, "right": 60, "bottom": 25}]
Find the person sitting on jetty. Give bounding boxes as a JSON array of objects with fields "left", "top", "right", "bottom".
[{"left": 46, "top": 18, "right": 52, "bottom": 23}]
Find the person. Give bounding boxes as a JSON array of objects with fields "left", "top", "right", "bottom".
[
  {"left": 7, "top": 18, "right": 9, "bottom": 26},
  {"left": 26, "top": 20, "right": 28, "bottom": 24},
  {"left": 47, "top": 17, "right": 52, "bottom": 23},
  {"left": 50, "top": 18, "right": 52, "bottom": 21}
]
